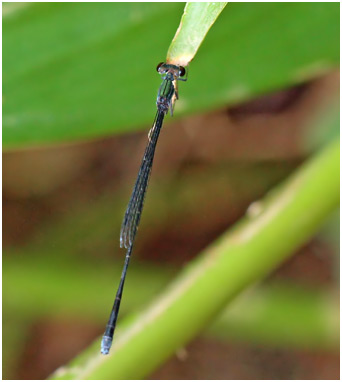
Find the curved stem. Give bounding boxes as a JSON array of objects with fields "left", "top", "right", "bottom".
[{"left": 50, "top": 139, "right": 339, "bottom": 380}]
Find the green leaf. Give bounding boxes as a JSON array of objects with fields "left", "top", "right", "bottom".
[
  {"left": 166, "top": 2, "right": 228, "bottom": 66},
  {"left": 3, "top": 3, "right": 339, "bottom": 148}
]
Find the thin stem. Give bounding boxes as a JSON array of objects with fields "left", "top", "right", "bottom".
[{"left": 50, "top": 139, "right": 339, "bottom": 380}]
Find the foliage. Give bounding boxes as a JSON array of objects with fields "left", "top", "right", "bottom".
[{"left": 3, "top": 3, "right": 339, "bottom": 147}]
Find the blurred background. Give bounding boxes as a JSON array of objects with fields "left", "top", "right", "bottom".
[{"left": 3, "top": 2, "right": 339, "bottom": 380}]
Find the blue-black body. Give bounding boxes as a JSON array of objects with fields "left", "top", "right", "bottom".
[{"left": 101, "top": 62, "right": 186, "bottom": 355}]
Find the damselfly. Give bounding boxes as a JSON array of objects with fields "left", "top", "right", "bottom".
[{"left": 101, "top": 63, "right": 187, "bottom": 355}]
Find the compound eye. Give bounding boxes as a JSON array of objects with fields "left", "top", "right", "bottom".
[
  {"left": 156, "top": 62, "right": 164, "bottom": 72},
  {"left": 179, "top": 66, "right": 186, "bottom": 77}
]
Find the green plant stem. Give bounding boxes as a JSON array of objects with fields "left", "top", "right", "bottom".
[
  {"left": 4, "top": 256, "right": 338, "bottom": 379},
  {"left": 3, "top": 253, "right": 338, "bottom": 352},
  {"left": 208, "top": 283, "right": 339, "bottom": 351},
  {"left": 49, "top": 139, "right": 339, "bottom": 379},
  {"left": 166, "top": 2, "right": 228, "bottom": 66},
  {"left": 3, "top": 253, "right": 174, "bottom": 321}
]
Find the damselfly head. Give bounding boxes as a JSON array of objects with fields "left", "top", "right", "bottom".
[{"left": 156, "top": 62, "right": 186, "bottom": 78}]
